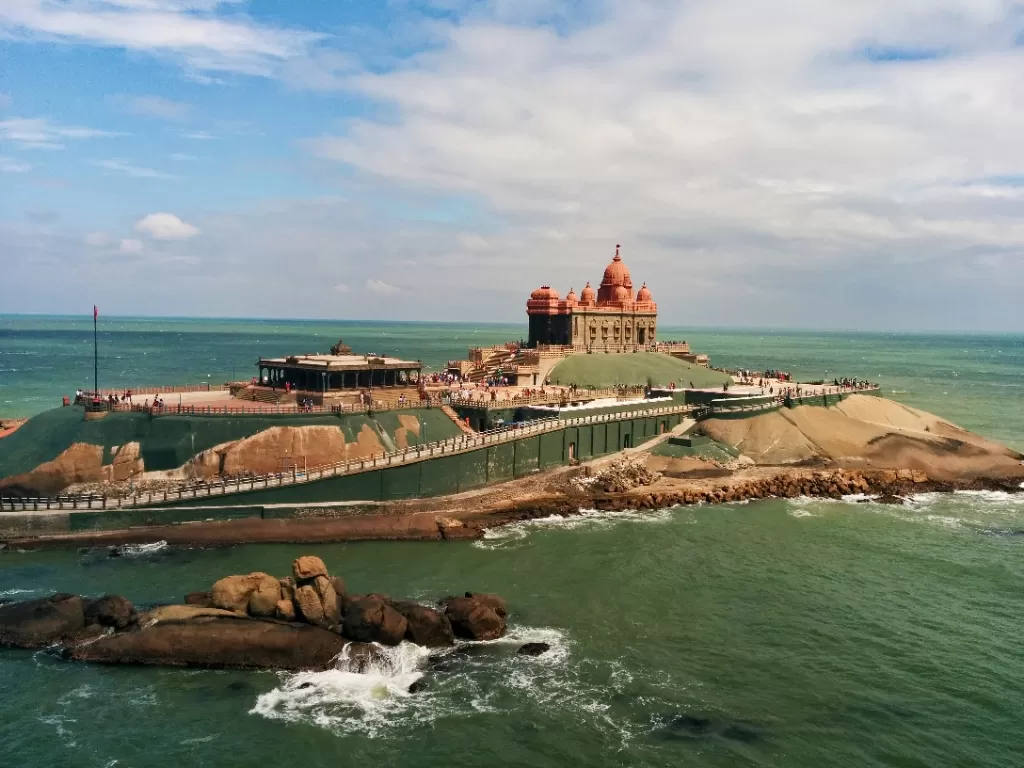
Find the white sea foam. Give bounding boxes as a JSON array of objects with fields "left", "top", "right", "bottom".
[
  {"left": 0, "top": 587, "right": 36, "bottom": 597},
  {"left": 475, "top": 507, "right": 674, "bottom": 550},
  {"left": 116, "top": 540, "right": 168, "bottom": 556},
  {"left": 789, "top": 509, "right": 818, "bottom": 518},
  {"left": 250, "top": 641, "right": 433, "bottom": 737}
]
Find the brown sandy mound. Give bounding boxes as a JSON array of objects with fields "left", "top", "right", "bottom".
[
  {"left": 0, "top": 442, "right": 144, "bottom": 496},
  {"left": 702, "top": 395, "right": 1023, "bottom": 481}
]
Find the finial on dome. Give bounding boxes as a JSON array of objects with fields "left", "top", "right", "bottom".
[{"left": 614, "top": 243, "right": 621, "bottom": 261}]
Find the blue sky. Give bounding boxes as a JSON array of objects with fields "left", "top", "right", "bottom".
[{"left": 2, "top": 0, "right": 1023, "bottom": 330}]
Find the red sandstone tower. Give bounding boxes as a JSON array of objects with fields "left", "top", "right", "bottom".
[{"left": 526, "top": 245, "right": 657, "bottom": 351}]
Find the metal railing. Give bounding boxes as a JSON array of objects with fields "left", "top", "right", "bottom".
[{"left": 1, "top": 402, "right": 692, "bottom": 512}]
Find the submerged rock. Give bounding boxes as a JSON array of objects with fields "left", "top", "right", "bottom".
[
  {"left": 68, "top": 615, "right": 345, "bottom": 671},
  {"left": 0, "top": 594, "right": 86, "bottom": 649},
  {"left": 516, "top": 642, "right": 551, "bottom": 657}
]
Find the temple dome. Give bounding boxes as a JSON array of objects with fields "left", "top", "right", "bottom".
[
  {"left": 601, "top": 245, "right": 633, "bottom": 290},
  {"left": 612, "top": 285, "right": 630, "bottom": 302},
  {"left": 565, "top": 287, "right": 578, "bottom": 304},
  {"left": 530, "top": 285, "right": 559, "bottom": 300},
  {"left": 636, "top": 283, "right": 652, "bottom": 302},
  {"left": 580, "top": 281, "right": 596, "bottom": 303}
]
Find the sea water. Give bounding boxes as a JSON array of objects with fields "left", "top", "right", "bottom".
[
  {"left": 1, "top": 318, "right": 1023, "bottom": 766},
  {"left": 2, "top": 496, "right": 1024, "bottom": 767}
]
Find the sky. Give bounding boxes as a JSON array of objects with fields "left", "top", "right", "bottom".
[{"left": 1, "top": 0, "right": 1023, "bottom": 331}]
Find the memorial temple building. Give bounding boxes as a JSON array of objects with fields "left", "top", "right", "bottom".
[{"left": 527, "top": 245, "right": 658, "bottom": 352}]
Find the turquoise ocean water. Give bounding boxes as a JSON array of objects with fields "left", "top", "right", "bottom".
[{"left": 1, "top": 316, "right": 1023, "bottom": 767}]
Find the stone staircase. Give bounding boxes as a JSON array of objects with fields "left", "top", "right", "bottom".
[
  {"left": 441, "top": 405, "right": 476, "bottom": 434},
  {"left": 244, "top": 386, "right": 284, "bottom": 405},
  {"left": 466, "top": 346, "right": 518, "bottom": 383}
]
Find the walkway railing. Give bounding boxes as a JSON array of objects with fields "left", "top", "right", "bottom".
[
  {"left": 447, "top": 387, "right": 645, "bottom": 410},
  {"left": 0, "top": 403, "right": 692, "bottom": 512},
  {"left": 694, "top": 384, "right": 880, "bottom": 419}
]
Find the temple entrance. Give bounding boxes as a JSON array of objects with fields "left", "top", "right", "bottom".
[{"left": 638, "top": 327, "right": 646, "bottom": 344}]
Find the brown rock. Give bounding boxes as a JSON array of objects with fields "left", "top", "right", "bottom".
[
  {"left": 68, "top": 616, "right": 346, "bottom": 671},
  {"left": 328, "top": 576, "right": 346, "bottom": 602},
  {"left": 83, "top": 595, "right": 136, "bottom": 629},
  {"left": 142, "top": 605, "right": 241, "bottom": 625},
  {"left": 0, "top": 594, "right": 86, "bottom": 649},
  {"left": 313, "top": 575, "right": 341, "bottom": 626},
  {"left": 293, "top": 584, "right": 325, "bottom": 625},
  {"left": 464, "top": 592, "right": 508, "bottom": 618},
  {"left": 342, "top": 598, "right": 408, "bottom": 646},
  {"left": 247, "top": 573, "right": 282, "bottom": 618},
  {"left": 211, "top": 574, "right": 257, "bottom": 614},
  {"left": 444, "top": 596, "right": 505, "bottom": 641},
  {"left": 292, "top": 555, "right": 328, "bottom": 581},
  {"left": 275, "top": 598, "right": 297, "bottom": 622},
  {"left": 391, "top": 601, "right": 455, "bottom": 647},
  {"left": 185, "top": 591, "right": 213, "bottom": 607}
]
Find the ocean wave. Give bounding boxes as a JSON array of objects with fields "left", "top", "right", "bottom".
[
  {"left": 475, "top": 508, "right": 674, "bottom": 550},
  {"left": 250, "top": 627, "right": 581, "bottom": 738},
  {"left": 114, "top": 541, "right": 169, "bottom": 557},
  {"left": 250, "top": 642, "right": 433, "bottom": 737}
]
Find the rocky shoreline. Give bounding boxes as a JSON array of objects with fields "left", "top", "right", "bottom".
[
  {"left": 0, "top": 555, "right": 515, "bottom": 672},
  {"left": 1, "top": 466, "right": 1022, "bottom": 550}
]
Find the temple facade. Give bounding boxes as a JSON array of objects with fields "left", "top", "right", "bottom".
[{"left": 526, "top": 245, "right": 657, "bottom": 352}]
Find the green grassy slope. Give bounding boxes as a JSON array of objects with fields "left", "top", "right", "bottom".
[
  {"left": 547, "top": 352, "right": 732, "bottom": 389},
  {"left": 0, "top": 406, "right": 463, "bottom": 479}
]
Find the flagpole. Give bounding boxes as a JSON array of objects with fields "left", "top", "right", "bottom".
[{"left": 93, "top": 305, "right": 98, "bottom": 397}]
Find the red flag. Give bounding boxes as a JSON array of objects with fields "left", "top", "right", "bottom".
[{"left": 93, "top": 305, "right": 98, "bottom": 321}]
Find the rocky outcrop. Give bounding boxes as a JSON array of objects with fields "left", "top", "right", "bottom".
[
  {"left": 83, "top": 595, "right": 136, "bottom": 629},
  {"left": 442, "top": 595, "right": 507, "bottom": 641},
  {"left": 0, "top": 594, "right": 88, "bottom": 648},
  {"left": 342, "top": 597, "right": 408, "bottom": 645},
  {"left": 571, "top": 456, "right": 662, "bottom": 494},
  {"left": 391, "top": 600, "right": 455, "bottom": 647},
  {"left": 211, "top": 572, "right": 281, "bottom": 616},
  {"left": 0, "top": 554, "right": 510, "bottom": 672},
  {"left": 69, "top": 616, "right": 346, "bottom": 671}
]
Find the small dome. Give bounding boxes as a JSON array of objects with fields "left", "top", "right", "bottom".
[
  {"left": 601, "top": 244, "right": 633, "bottom": 290},
  {"left": 530, "top": 285, "right": 559, "bottom": 300},
  {"left": 565, "top": 287, "right": 578, "bottom": 303},
  {"left": 613, "top": 285, "right": 630, "bottom": 302},
  {"left": 636, "top": 283, "right": 652, "bottom": 302},
  {"left": 580, "top": 282, "right": 596, "bottom": 303}
]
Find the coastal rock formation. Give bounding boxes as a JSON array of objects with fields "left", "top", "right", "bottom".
[
  {"left": 572, "top": 456, "right": 662, "bottom": 494},
  {"left": 83, "top": 595, "right": 136, "bottom": 630},
  {"left": 0, "top": 594, "right": 88, "bottom": 648},
  {"left": 0, "top": 555, "right": 510, "bottom": 672},
  {"left": 69, "top": 616, "right": 347, "bottom": 671},
  {"left": 391, "top": 600, "right": 455, "bottom": 647},
  {"left": 701, "top": 395, "right": 1024, "bottom": 479},
  {"left": 442, "top": 594, "right": 507, "bottom": 641},
  {"left": 211, "top": 572, "right": 281, "bottom": 616},
  {"left": 342, "top": 597, "right": 408, "bottom": 645}
]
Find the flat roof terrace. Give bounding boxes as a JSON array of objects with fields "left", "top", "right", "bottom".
[{"left": 257, "top": 354, "right": 422, "bottom": 391}]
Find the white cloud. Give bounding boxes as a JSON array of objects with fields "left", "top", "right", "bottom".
[
  {"left": 91, "top": 158, "right": 176, "bottom": 179},
  {"left": 333, "top": 283, "right": 351, "bottom": 293},
  {"left": 135, "top": 212, "right": 200, "bottom": 240},
  {"left": 0, "top": 117, "right": 123, "bottom": 150},
  {"left": 365, "top": 279, "right": 400, "bottom": 295},
  {"left": 0, "top": 0, "right": 325, "bottom": 78},
  {"left": 182, "top": 130, "right": 217, "bottom": 140},
  {"left": 84, "top": 231, "right": 112, "bottom": 247},
  {"left": 170, "top": 152, "right": 197, "bottom": 160},
  {"left": 299, "top": 0, "right": 1024, "bottom": 284},
  {"left": 119, "top": 238, "right": 144, "bottom": 254},
  {"left": 125, "top": 95, "right": 191, "bottom": 121},
  {"left": 0, "top": 156, "right": 32, "bottom": 173}
]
